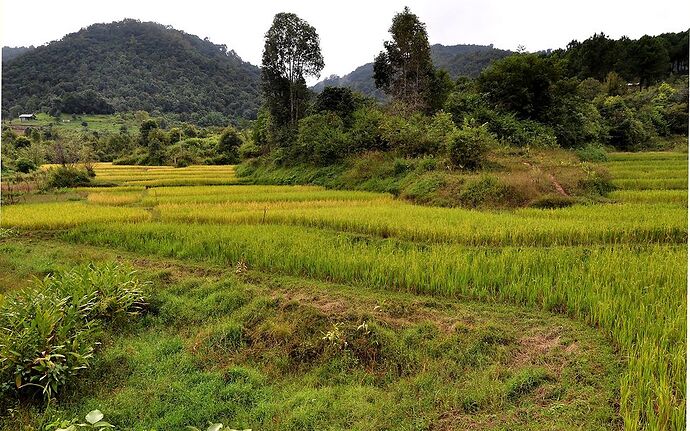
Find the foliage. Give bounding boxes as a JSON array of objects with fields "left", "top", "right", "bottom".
[
  {"left": 1, "top": 20, "right": 261, "bottom": 122},
  {"left": 48, "top": 166, "right": 92, "bottom": 188},
  {"left": 575, "top": 144, "right": 608, "bottom": 162},
  {"left": 314, "top": 87, "right": 357, "bottom": 123},
  {"left": 373, "top": 7, "right": 435, "bottom": 110},
  {"left": 217, "top": 127, "right": 243, "bottom": 164},
  {"left": 598, "top": 96, "right": 649, "bottom": 150},
  {"left": 15, "top": 158, "right": 37, "bottom": 173},
  {"left": 0, "top": 265, "right": 147, "bottom": 400},
  {"left": 261, "top": 13, "right": 324, "bottom": 129},
  {"left": 561, "top": 30, "right": 688, "bottom": 85},
  {"left": 296, "top": 113, "right": 350, "bottom": 165},
  {"left": 477, "top": 54, "right": 562, "bottom": 122},
  {"left": 348, "top": 107, "right": 386, "bottom": 153},
  {"left": 447, "top": 121, "right": 495, "bottom": 169},
  {"left": 46, "top": 410, "right": 114, "bottom": 431}
]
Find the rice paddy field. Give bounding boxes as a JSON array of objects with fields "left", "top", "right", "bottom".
[{"left": 0, "top": 152, "right": 687, "bottom": 430}]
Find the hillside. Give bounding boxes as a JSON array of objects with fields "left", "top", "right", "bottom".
[
  {"left": 1, "top": 46, "right": 34, "bottom": 63},
  {"left": 1, "top": 20, "right": 261, "bottom": 123},
  {"left": 312, "top": 43, "right": 512, "bottom": 96}
]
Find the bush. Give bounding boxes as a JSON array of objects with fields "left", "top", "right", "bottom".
[
  {"left": 14, "top": 136, "right": 32, "bottom": 149},
  {"left": 15, "top": 158, "right": 37, "bottom": 173},
  {"left": 484, "top": 112, "right": 557, "bottom": 147},
  {"left": 217, "top": 127, "right": 243, "bottom": 164},
  {"left": 599, "top": 96, "right": 649, "bottom": 150},
  {"left": 459, "top": 175, "right": 507, "bottom": 207},
  {"left": 380, "top": 113, "right": 437, "bottom": 157},
  {"left": 575, "top": 144, "right": 608, "bottom": 162},
  {"left": 47, "top": 166, "right": 91, "bottom": 188},
  {"left": 447, "top": 121, "right": 495, "bottom": 169},
  {"left": 349, "top": 107, "right": 386, "bottom": 152},
  {"left": 0, "top": 264, "right": 148, "bottom": 400},
  {"left": 238, "top": 141, "right": 262, "bottom": 159},
  {"left": 297, "top": 113, "right": 350, "bottom": 165},
  {"left": 578, "top": 166, "right": 615, "bottom": 195}
]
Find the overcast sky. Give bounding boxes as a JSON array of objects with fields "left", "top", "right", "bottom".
[{"left": 2, "top": 0, "right": 689, "bottom": 81}]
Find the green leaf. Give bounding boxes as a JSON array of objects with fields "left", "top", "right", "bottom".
[
  {"left": 92, "top": 421, "right": 115, "bottom": 429},
  {"left": 85, "top": 410, "right": 104, "bottom": 424},
  {"left": 206, "top": 424, "right": 223, "bottom": 431}
]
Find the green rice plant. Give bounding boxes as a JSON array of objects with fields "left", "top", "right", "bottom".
[
  {"left": 155, "top": 201, "right": 687, "bottom": 246},
  {"left": 611, "top": 178, "right": 688, "bottom": 190},
  {"left": 0, "top": 202, "right": 150, "bottom": 229},
  {"left": 609, "top": 190, "right": 688, "bottom": 205},
  {"left": 87, "top": 192, "right": 144, "bottom": 206},
  {"left": 63, "top": 221, "right": 686, "bottom": 429}
]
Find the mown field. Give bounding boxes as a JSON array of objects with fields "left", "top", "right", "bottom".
[{"left": 0, "top": 152, "right": 687, "bottom": 430}]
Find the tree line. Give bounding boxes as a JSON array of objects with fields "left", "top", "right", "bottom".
[{"left": 255, "top": 8, "right": 688, "bottom": 167}]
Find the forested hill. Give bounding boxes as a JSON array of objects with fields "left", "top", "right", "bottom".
[
  {"left": 2, "top": 46, "right": 35, "bottom": 63},
  {"left": 312, "top": 43, "right": 513, "bottom": 96},
  {"left": 1, "top": 20, "right": 261, "bottom": 124}
]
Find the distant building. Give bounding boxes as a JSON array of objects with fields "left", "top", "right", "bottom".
[{"left": 19, "top": 113, "right": 36, "bottom": 121}]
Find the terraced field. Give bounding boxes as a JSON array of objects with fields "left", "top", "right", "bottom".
[{"left": 0, "top": 152, "right": 687, "bottom": 430}]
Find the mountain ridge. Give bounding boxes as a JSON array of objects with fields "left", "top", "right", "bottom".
[
  {"left": 312, "top": 43, "right": 513, "bottom": 97},
  {"left": 1, "top": 19, "right": 262, "bottom": 123}
]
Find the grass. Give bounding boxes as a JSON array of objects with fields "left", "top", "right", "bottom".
[
  {"left": 0, "top": 240, "right": 620, "bottom": 430},
  {"left": 0, "top": 150, "right": 687, "bottom": 429},
  {"left": 4, "top": 113, "right": 141, "bottom": 134}
]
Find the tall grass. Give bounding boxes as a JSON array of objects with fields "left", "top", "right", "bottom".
[
  {"left": 0, "top": 202, "right": 150, "bottom": 229},
  {"left": 156, "top": 201, "right": 687, "bottom": 246},
  {"left": 64, "top": 221, "right": 686, "bottom": 429}
]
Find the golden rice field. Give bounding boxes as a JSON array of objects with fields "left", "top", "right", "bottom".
[{"left": 1, "top": 152, "right": 688, "bottom": 430}]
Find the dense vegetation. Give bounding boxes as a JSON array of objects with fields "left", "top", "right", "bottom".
[
  {"left": 1, "top": 46, "right": 34, "bottom": 63},
  {"left": 1, "top": 20, "right": 261, "bottom": 124},
  {"left": 0, "top": 152, "right": 686, "bottom": 429},
  {"left": 312, "top": 43, "right": 513, "bottom": 99},
  {"left": 242, "top": 9, "right": 688, "bottom": 207},
  {"left": 0, "top": 8, "right": 688, "bottom": 430}
]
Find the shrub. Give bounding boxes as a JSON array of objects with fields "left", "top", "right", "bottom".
[
  {"left": 578, "top": 166, "right": 615, "bottom": 195},
  {"left": 0, "top": 264, "right": 148, "bottom": 400},
  {"left": 459, "top": 175, "right": 507, "bottom": 207},
  {"left": 47, "top": 166, "right": 91, "bottom": 188},
  {"left": 428, "top": 111, "right": 458, "bottom": 149},
  {"left": 484, "top": 112, "right": 557, "bottom": 148},
  {"left": 380, "top": 113, "right": 436, "bottom": 157},
  {"left": 349, "top": 107, "right": 386, "bottom": 152},
  {"left": 238, "top": 140, "right": 262, "bottom": 160},
  {"left": 15, "top": 158, "right": 37, "bottom": 173},
  {"left": 599, "top": 96, "right": 650, "bottom": 150},
  {"left": 575, "top": 144, "right": 608, "bottom": 162},
  {"left": 14, "top": 136, "right": 32, "bottom": 149},
  {"left": 447, "top": 121, "right": 495, "bottom": 169},
  {"left": 297, "top": 113, "right": 350, "bottom": 165},
  {"left": 217, "top": 127, "right": 243, "bottom": 164}
]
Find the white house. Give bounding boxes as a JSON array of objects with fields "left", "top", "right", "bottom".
[{"left": 18, "top": 113, "right": 36, "bottom": 121}]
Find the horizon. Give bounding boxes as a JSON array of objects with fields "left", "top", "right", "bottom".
[{"left": 2, "top": 0, "right": 689, "bottom": 82}]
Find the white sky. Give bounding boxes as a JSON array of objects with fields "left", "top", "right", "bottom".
[{"left": 2, "top": 0, "right": 689, "bottom": 82}]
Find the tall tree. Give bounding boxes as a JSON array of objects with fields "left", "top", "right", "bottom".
[
  {"left": 373, "top": 7, "right": 435, "bottom": 110},
  {"left": 628, "top": 35, "right": 671, "bottom": 88},
  {"left": 261, "top": 13, "right": 324, "bottom": 129}
]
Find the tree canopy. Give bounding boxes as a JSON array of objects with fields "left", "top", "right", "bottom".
[
  {"left": 1, "top": 20, "right": 261, "bottom": 123},
  {"left": 373, "top": 7, "right": 435, "bottom": 110},
  {"left": 261, "top": 13, "right": 324, "bottom": 128}
]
